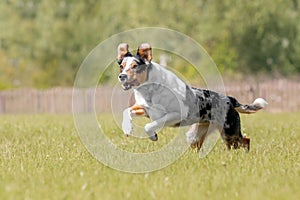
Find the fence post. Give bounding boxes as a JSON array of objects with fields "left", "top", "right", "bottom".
[{"left": 0, "top": 93, "right": 6, "bottom": 114}]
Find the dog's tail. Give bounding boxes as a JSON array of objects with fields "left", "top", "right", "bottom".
[{"left": 229, "top": 96, "right": 268, "bottom": 114}]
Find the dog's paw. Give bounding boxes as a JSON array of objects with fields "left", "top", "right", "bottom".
[
  {"left": 149, "top": 133, "right": 158, "bottom": 141},
  {"left": 144, "top": 124, "right": 158, "bottom": 141},
  {"left": 241, "top": 137, "right": 250, "bottom": 152},
  {"left": 122, "top": 108, "right": 132, "bottom": 135},
  {"left": 122, "top": 121, "right": 132, "bottom": 136}
]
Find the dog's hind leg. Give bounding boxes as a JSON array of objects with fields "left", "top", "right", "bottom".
[
  {"left": 186, "top": 123, "right": 200, "bottom": 147},
  {"left": 241, "top": 137, "right": 250, "bottom": 152},
  {"left": 222, "top": 106, "right": 250, "bottom": 151},
  {"left": 186, "top": 123, "right": 209, "bottom": 151}
]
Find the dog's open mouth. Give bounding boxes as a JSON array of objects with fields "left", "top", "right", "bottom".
[
  {"left": 122, "top": 82, "right": 133, "bottom": 90},
  {"left": 122, "top": 79, "right": 139, "bottom": 90}
]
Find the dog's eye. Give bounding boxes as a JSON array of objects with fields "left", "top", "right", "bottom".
[
  {"left": 119, "top": 65, "right": 124, "bottom": 72},
  {"left": 132, "top": 64, "right": 137, "bottom": 69}
]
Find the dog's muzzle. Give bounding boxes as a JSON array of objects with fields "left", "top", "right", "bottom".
[{"left": 118, "top": 73, "right": 138, "bottom": 90}]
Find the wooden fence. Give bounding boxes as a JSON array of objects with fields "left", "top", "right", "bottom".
[
  {"left": 0, "top": 79, "right": 299, "bottom": 114},
  {"left": 224, "top": 79, "right": 300, "bottom": 113}
]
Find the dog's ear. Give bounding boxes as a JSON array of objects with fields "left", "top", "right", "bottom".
[
  {"left": 137, "top": 43, "right": 152, "bottom": 64},
  {"left": 117, "top": 43, "right": 132, "bottom": 64}
]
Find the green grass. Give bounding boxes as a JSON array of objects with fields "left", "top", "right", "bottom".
[{"left": 0, "top": 113, "right": 299, "bottom": 200}]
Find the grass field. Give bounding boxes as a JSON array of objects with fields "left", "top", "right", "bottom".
[{"left": 0, "top": 112, "right": 299, "bottom": 200}]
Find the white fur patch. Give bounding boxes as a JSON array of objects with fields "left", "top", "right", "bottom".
[
  {"left": 122, "top": 108, "right": 132, "bottom": 135},
  {"left": 123, "top": 57, "right": 136, "bottom": 72},
  {"left": 134, "top": 89, "right": 149, "bottom": 107},
  {"left": 253, "top": 98, "right": 268, "bottom": 108}
]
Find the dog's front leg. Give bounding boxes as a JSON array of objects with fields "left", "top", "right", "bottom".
[
  {"left": 122, "top": 105, "right": 147, "bottom": 135},
  {"left": 122, "top": 108, "right": 133, "bottom": 135},
  {"left": 144, "top": 112, "right": 182, "bottom": 141}
]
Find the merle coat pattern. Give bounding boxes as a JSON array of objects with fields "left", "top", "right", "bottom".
[{"left": 117, "top": 43, "right": 267, "bottom": 151}]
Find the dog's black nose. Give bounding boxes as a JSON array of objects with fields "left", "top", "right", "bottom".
[{"left": 118, "top": 74, "right": 127, "bottom": 81}]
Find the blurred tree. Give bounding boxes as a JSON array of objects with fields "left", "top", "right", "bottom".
[
  {"left": 0, "top": 0, "right": 299, "bottom": 89},
  {"left": 223, "top": 0, "right": 300, "bottom": 74}
]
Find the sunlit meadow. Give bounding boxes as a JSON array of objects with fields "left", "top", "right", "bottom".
[{"left": 0, "top": 112, "right": 299, "bottom": 199}]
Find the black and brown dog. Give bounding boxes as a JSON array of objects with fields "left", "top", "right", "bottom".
[{"left": 117, "top": 43, "right": 267, "bottom": 151}]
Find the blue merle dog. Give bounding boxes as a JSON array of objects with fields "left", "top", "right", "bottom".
[{"left": 117, "top": 43, "right": 268, "bottom": 151}]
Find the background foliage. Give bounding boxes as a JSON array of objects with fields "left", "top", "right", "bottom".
[{"left": 0, "top": 0, "right": 299, "bottom": 89}]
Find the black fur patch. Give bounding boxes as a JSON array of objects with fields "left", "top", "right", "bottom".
[{"left": 189, "top": 87, "right": 245, "bottom": 149}]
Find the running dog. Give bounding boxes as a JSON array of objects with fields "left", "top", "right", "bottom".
[{"left": 117, "top": 43, "right": 267, "bottom": 151}]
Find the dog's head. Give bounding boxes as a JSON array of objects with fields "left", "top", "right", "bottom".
[{"left": 117, "top": 43, "right": 152, "bottom": 90}]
